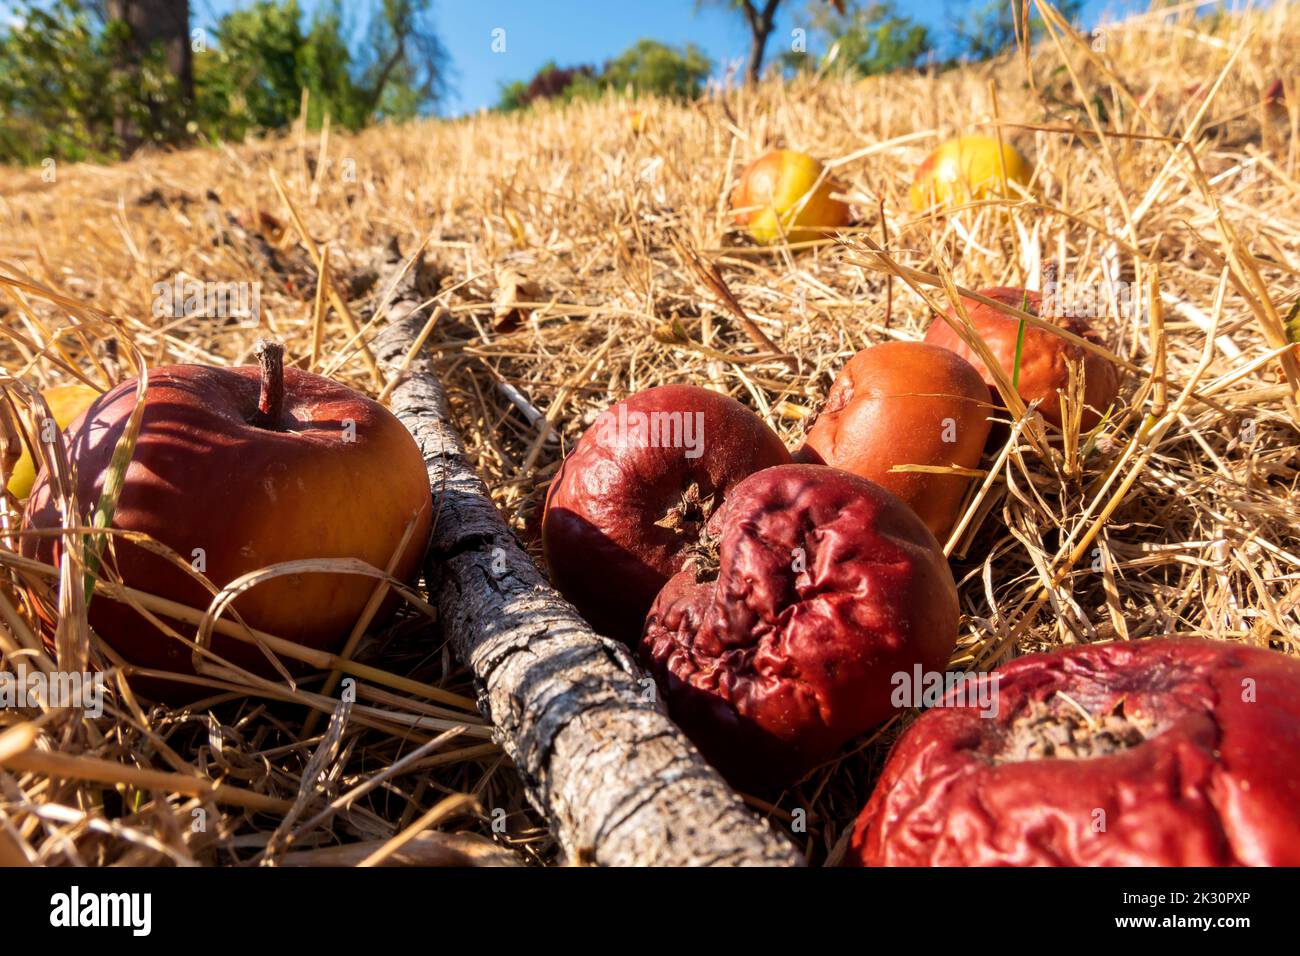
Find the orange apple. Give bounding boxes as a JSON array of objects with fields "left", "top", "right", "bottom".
[
  {"left": 797, "top": 342, "right": 991, "bottom": 539},
  {"left": 924, "top": 287, "right": 1120, "bottom": 431},
  {"left": 22, "top": 341, "right": 432, "bottom": 693},
  {"left": 731, "top": 149, "right": 851, "bottom": 245},
  {"left": 4, "top": 384, "right": 99, "bottom": 500},
  {"left": 909, "top": 134, "right": 1032, "bottom": 211}
]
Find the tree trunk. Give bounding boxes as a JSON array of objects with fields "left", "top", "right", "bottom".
[
  {"left": 107, "top": 0, "right": 193, "bottom": 150},
  {"left": 743, "top": 0, "right": 782, "bottom": 84},
  {"left": 370, "top": 241, "right": 802, "bottom": 867},
  {"left": 107, "top": 0, "right": 193, "bottom": 93}
]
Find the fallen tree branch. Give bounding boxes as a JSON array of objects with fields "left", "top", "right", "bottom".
[{"left": 370, "top": 240, "right": 801, "bottom": 867}]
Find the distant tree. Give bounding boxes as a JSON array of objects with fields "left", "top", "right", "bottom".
[
  {"left": 106, "top": 0, "right": 192, "bottom": 99},
  {"left": 495, "top": 80, "right": 531, "bottom": 113},
  {"left": 785, "top": 0, "right": 931, "bottom": 76},
  {"left": 530, "top": 63, "right": 598, "bottom": 102},
  {"left": 495, "top": 41, "right": 711, "bottom": 111},
  {"left": 296, "top": 5, "right": 370, "bottom": 128},
  {"left": 193, "top": 0, "right": 447, "bottom": 139},
  {"left": 104, "top": 0, "right": 194, "bottom": 154},
  {"left": 352, "top": 0, "right": 449, "bottom": 120},
  {"left": 194, "top": 0, "right": 305, "bottom": 135},
  {"left": 596, "top": 39, "right": 712, "bottom": 99},
  {"left": 0, "top": 0, "right": 187, "bottom": 162},
  {"left": 950, "top": 0, "right": 1084, "bottom": 62},
  {"left": 495, "top": 62, "right": 596, "bottom": 111},
  {"left": 0, "top": 0, "right": 449, "bottom": 164},
  {"left": 705, "top": 0, "right": 785, "bottom": 84}
]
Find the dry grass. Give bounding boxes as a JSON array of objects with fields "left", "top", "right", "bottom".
[{"left": 1, "top": 1, "right": 1298, "bottom": 866}]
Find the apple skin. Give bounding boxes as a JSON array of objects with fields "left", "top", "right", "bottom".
[
  {"left": 731, "top": 149, "right": 851, "bottom": 245},
  {"left": 22, "top": 363, "right": 432, "bottom": 688},
  {"left": 849, "top": 638, "right": 1300, "bottom": 866},
  {"left": 640, "top": 464, "right": 959, "bottom": 790},
  {"left": 909, "top": 135, "right": 1031, "bottom": 211},
  {"left": 542, "top": 384, "right": 791, "bottom": 642},
  {"left": 5, "top": 384, "right": 100, "bottom": 500},
  {"left": 924, "top": 287, "right": 1120, "bottom": 431},
  {"left": 797, "top": 342, "right": 991, "bottom": 540}
]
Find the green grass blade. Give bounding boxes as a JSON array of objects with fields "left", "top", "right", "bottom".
[{"left": 1012, "top": 290, "right": 1030, "bottom": 390}]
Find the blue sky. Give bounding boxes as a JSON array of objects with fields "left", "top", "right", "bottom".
[
  {"left": 6, "top": 0, "right": 1157, "bottom": 116},
  {"left": 185, "top": 0, "right": 1158, "bottom": 115}
]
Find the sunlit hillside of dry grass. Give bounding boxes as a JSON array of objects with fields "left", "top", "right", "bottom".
[{"left": 1, "top": 1, "right": 1298, "bottom": 866}]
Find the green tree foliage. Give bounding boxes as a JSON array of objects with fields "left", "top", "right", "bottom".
[
  {"left": 785, "top": 0, "right": 932, "bottom": 77},
  {"left": 194, "top": 0, "right": 447, "bottom": 140},
  {"left": 296, "top": 7, "right": 368, "bottom": 128},
  {"left": 598, "top": 39, "right": 712, "bottom": 99},
  {"left": 495, "top": 80, "right": 530, "bottom": 113},
  {"left": 0, "top": 0, "right": 448, "bottom": 165},
  {"left": 497, "top": 62, "right": 597, "bottom": 112},
  {"left": 355, "top": 0, "right": 448, "bottom": 119},
  {"left": 0, "top": 0, "right": 187, "bottom": 163},
  {"left": 193, "top": 1, "right": 307, "bottom": 137},
  {"left": 496, "top": 40, "right": 711, "bottom": 111}
]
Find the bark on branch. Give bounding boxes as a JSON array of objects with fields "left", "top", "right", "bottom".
[{"left": 370, "top": 241, "right": 801, "bottom": 867}]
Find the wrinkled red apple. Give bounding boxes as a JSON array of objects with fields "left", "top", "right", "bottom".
[
  {"left": 798, "top": 341, "right": 991, "bottom": 540},
  {"left": 23, "top": 341, "right": 432, "bottom": 691},
  {"left": 641, "top": 463, "right": 959, "bottom": 790},
  {"left": 925, "top": 287, "right": 1120, "bottom": 431},
  {"left": 850, "top": 638, "right": 1300, "bottom": 866},
  {"left": 542, "top": 384, "right": 790, "bottom": 641}
]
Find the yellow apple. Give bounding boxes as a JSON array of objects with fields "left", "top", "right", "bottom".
[
  {"left": 5, "top": 384, "right": 99, "bottom": 500},
  {"left": 731, "top": 149, "right": 851, "bottom": 245},
  {"left": 909, "top": 135, "right": 1032, "bottom": 211}
]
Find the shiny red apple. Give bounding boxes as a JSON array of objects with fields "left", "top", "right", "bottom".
[{"left": 23, "top": 341, "right": 432, "bottom": 691}]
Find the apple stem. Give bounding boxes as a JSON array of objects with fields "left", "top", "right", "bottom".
[{"left": 251, "top": 338, "right": 286, "bottom": 430}]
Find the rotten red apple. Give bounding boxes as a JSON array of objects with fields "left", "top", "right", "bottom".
[
  {"left": 542, "top": 384, "right": 790, "bottom": 641},
  {"left": 23, "top": 341, "right": 432, "bottom": 690},
  {"left": 641, "top": 463, "right": 959, "bottom": 790},
  {"left": 924, "top": 286, "right": 1120, "bottom": 431},
  {"left": 850, "top": 638, "right": 1300, "bottom": 866}
]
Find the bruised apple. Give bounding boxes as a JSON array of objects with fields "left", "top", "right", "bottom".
[
  {"left": 798, "top": 342, "right": 991, "bottom": 540},
  {"left": 925, "top": 287, "right": 1120, "bottom": 431},
  {"left": 23, "top": 341, "right": 432, "bottom": 687},
  {"left": 850, "top": 638, "right": 1300, "bottom": 866},
  {"left": 731, "top": 149, "right": 851, "bottom": 245},
  {"left": 909, "top": 134, "right": 1031, "bottom": 211},
  {"left": 543, "top": 385, "right": 790, "bottom": 641},
  {"left": 641, "top": 464, "right": 959, "bottom": 790},
  {"left": 4, "top": 384, "right": 100, "bottom": 500}
]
